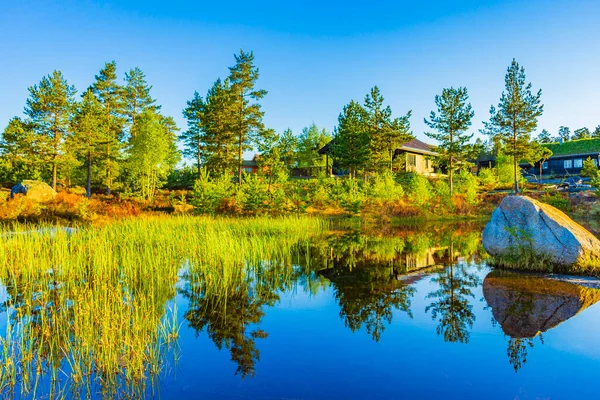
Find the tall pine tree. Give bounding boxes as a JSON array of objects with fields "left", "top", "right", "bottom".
[
  {"left": 363, "top": 86, "right": 413, "bottom": 172},
  {"left": 424, "top": 87, "right": 475, "bottom": 193},
  {"left": 331, "top": 101, "right": 370, "bottom": 177},
  {"left": 228, "top": 50, "right": 267, "bottom": 185},
  {"left": 92, "top": 61, "right": 125, "bottom": 194},
  {"left": 124, "top": 67, "right": 159, "bottom": 138},
  {"left": 482, "top": 59, "right": 543, "bottom": 193},
  {"left": 24, "top": 70, "right": 76, "bottom": 189},
  {"left": 70, "top": 89, "right": 109, "bottom": 197}
]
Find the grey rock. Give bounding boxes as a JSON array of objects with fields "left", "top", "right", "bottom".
[
  {"left": 10, "top": 180, "right": 57, "bottom": 202},
  {"left": 482, "top": 195, "right": 600, "bottom": 267}
]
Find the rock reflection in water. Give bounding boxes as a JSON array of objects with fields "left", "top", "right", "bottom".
[{"left": 483, "top": 270, "right": 600, "bottom": 371}]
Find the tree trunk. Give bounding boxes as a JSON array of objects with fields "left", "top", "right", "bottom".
[
  {"left": 197, "top": 152, "right": 202, "bottom": 180},
  {"left": 238, "top": 137, "right": 243, "bottom": 186},
  {"left": 449, "top": 157, "right": 454, "bottom": 194},
  {"left": 87, "top": 150, "right": 92, "bottom": 198},
  {"left": 106, "top": 142, "right": 111, "bottom": 195},
  {"left": 513, "top": 155, "right": 520, "bottom": 194}
]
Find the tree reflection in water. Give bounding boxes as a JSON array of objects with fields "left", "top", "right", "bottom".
[{"left": 425, "top": 261, "right": 481, "bottom": 344}]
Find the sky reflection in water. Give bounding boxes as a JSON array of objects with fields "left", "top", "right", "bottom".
[{"left": 3, "top": 223, "right": 600, "bottom": 399}]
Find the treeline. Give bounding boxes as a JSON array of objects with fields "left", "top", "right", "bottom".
[
  {"left": 2, "top": 51, "right": 591, "bottom": 202},
  {"left": 536, "top": 126, "right": 600, "bottom": 143},
  {"left": 1, "top": 64, "right": 181, "bottom": 198}
]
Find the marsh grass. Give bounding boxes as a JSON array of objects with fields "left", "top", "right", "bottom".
[{"left": 0, "top": 215, "right": 324, "bottom": 397}]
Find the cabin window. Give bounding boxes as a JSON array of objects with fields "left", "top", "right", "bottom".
[
  {"left": 594, "top": 159, "right": 599, "bottom": 166},
  {"left": 407, "top": 154, "right": 416, "bottom": 167},
  {"left": 425, "top": 159, "right": 429, "bottom": 169},
  {"left": 542, "top": 162, "right": 548, "bottom": 170},
  {"left": 574, "top": 159, "right": 583, "bottom": 168},
  {"left": 564, "top": 160, "right": 572, "bottom": 169}
]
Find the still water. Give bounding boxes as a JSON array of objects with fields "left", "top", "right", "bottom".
[{"left": 3, "top": 222, "right": 600, "bottom": 399}]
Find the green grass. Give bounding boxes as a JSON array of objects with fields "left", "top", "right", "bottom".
[
  {"left": 0, "top": 215, "right": 325, "bottom": 397},
  {"left": 542, "top": 138, "right": 600, "bottom": 156}
]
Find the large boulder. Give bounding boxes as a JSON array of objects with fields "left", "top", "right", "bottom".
[
  {"left": 10, "top": 180, "right": 57, "bottom": 202},
  {"left": 483, "top": 270, "right": 600, "bottom": 338},
  {"left": 482, "top": 195, "right": 600, "bottom": 269}
]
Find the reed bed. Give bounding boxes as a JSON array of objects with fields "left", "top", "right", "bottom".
[{"left": 0, "top": 215, "right": 324, "bottom": 398}]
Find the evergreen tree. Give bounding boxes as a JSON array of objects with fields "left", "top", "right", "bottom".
[
  {"left": 91, "top": 61, "right": 125, "bottom": 194},
  {"left": 201, "top": 79, "right": 237, "bottom": 173},
  {"left": 536, "top": 129, "right": 552, "bottom": 143},
  {"left": 482, "top": 59, "right": 543, "bottom": 193},
  {"left": 558, "top": 126, "right": 570, "bottom": 142},
  {"left": 124, "top": 67, "right": 159, "bottom": 137},
  {"left": 127, "top": 110, "right": 179, "bottom": 200},
  {"left": 573, "top": 127, "right": 591, "bottom": 140},
  {"left": 593, "top": 125, "right": 600, "bottom": 138},
  {"left": 181, "top": 91, "right": 206, "bottom": 179},
  {"left": 529, "top": 142, "right": 553, "bottom": 180},
  {"left": 70, "top": 90, "right": 109, "bottom": 197},
  {"left": 363, "top": 86, "right": 413, "bottom": 172},
  {"left": 424, "top": 87, "right": 475, "bottom": 193},
  {"left": 278, "top": 128, "right": 298, "bottom": 170},
  {"left": 228, "top": 50, "right": 267, "bottom": 185},
  {"left": 331, "top": 101, "right": 370, "bottom": 177},
  {"left": 0, "top": 117, "right": 43, "bottom": 184},
  {"left": 24, "top": 70, "right": 77, "bottom": 189},
  {"left": 296, "top": 123, "right": 331, "bottom": 170}
]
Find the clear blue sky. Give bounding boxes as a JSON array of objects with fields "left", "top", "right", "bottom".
[{"left": 2, "top": 0, "right": 599, "bottom": 154}]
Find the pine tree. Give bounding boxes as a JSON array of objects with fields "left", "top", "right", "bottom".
[
  {"left": 124, "top": 67, "right": 159, "bottom": 138},
  {"left": 278, "top": 128, "right": 298, "bottom": 170},
  {"left": 424, "top": 87, "right": 475, "bottom": 193},
  {"left": 573, "top": 127, "right": 591, "bottom": 140},
  {"left": 331, "top": 101, "right": 370, "bottom": 177},
  {"left": 536, "top": 129, "right": 552, "bottom": 143},
  {"left": 24, "top": 70, "right": 77, "bottom": 189},
  {"left": 201, "top": 79, "right": 237, "bottom": 173},
  {"left": 228, "top": 50, "right": 267, "bottom": 185},
  {"left": 482, "top": 59, "right": 543, "bottom": 193},
  {"left": 558, "top": 126, "right": 570, "bottom": 142},
  {"left": 0, "top": 117, "right": 42, "bottom": 184},
  {"left": 363, "top": 86, "right": 413, "bottom": 172},
  {"left": 296, "top": 123, "right": 332, "bottom": 170},
  {"left": 182, "top": 91, "right": 206, "bottom": 179},
  {"left": 70, "top": 90, "right": 109, "bottom": 197},
  {"left": 593, "top": 125, "right": 600, "bottom": 138},
  {"left": 91, "top": 61, "right": 126, "bottom": 194}
]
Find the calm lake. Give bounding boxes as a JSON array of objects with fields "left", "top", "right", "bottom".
[{"left": 1, "top": 221, "right": 600, "bottom": 399}]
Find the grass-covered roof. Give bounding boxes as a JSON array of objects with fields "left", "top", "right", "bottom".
[{"left": 542, "top": 138, "right": 600, "bottom": 156}]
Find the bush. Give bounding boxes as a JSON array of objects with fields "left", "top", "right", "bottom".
[
  {"left": 454, "top": 169, "right": 479, "bottom": 205},
  {"left": 367, "top": 172, "right": 404, "bottom": 203},
  {"left": 191, "top": 169, "right": 233, "bottom": 215},
  {"left": 399, "top": 173, "right": 432, "bottom": 206},
  {"left": 581, "top": 157, "right": 599, "bottom": 180},
  {"left": 432, "top": 179, "right": 452, "bottom": 210},
  {"left": 240, "top": 174, "right": 270, "bottom": 215},
  {"left": 478, "top": 168, "right": 498, "bottom": 189}
]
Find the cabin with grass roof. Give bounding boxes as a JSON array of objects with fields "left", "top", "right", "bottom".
[{"left": 536, "top": 138, "right": 600, "bottom": 176}]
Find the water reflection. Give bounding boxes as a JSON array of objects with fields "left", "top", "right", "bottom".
[
  {"left": 2, "top": 221, "right": 600, "bottom": 398},
  {"left": 483, "top": 270, "right": 600, "bottom": 371}
]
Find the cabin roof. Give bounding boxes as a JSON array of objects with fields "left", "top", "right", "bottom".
[
  {"left": 318, "top": 138, "right": 438, "bottom": 156},
  {"left": 542, "top": 138, "right": 600, "bottom": 157}
]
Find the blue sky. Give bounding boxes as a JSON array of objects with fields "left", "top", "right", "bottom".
[{"left": 1, "top": 0, "right": 599, "bottom": 155}]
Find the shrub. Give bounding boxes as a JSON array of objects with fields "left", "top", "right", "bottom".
[
  {"left": 240, "top": 174, "right": 270, "bottom": 215},
  {"left": 367, "top": 172, "right": 404, "bottom": 203},
  {"left": 478, "top": 168, "right": 498, "bottom": 189},
  {"left": 432, "top": 179, "right": 452, "bottom": 210},
  {"left": 399, "top": 173, "right": 432, "bottom": 206},
  {"left": 454, "top": 169, "right": 479, "bottom": 205},
  {"left": 581, "top": 157, "right": 599, "bottom": 180},
  {"left": 191, "top": 169, "right": 233, "bottom": 215}
]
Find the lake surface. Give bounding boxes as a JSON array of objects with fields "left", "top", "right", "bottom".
[{"left": 2, "top": 222, "right": 600, "bottom": 399}]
